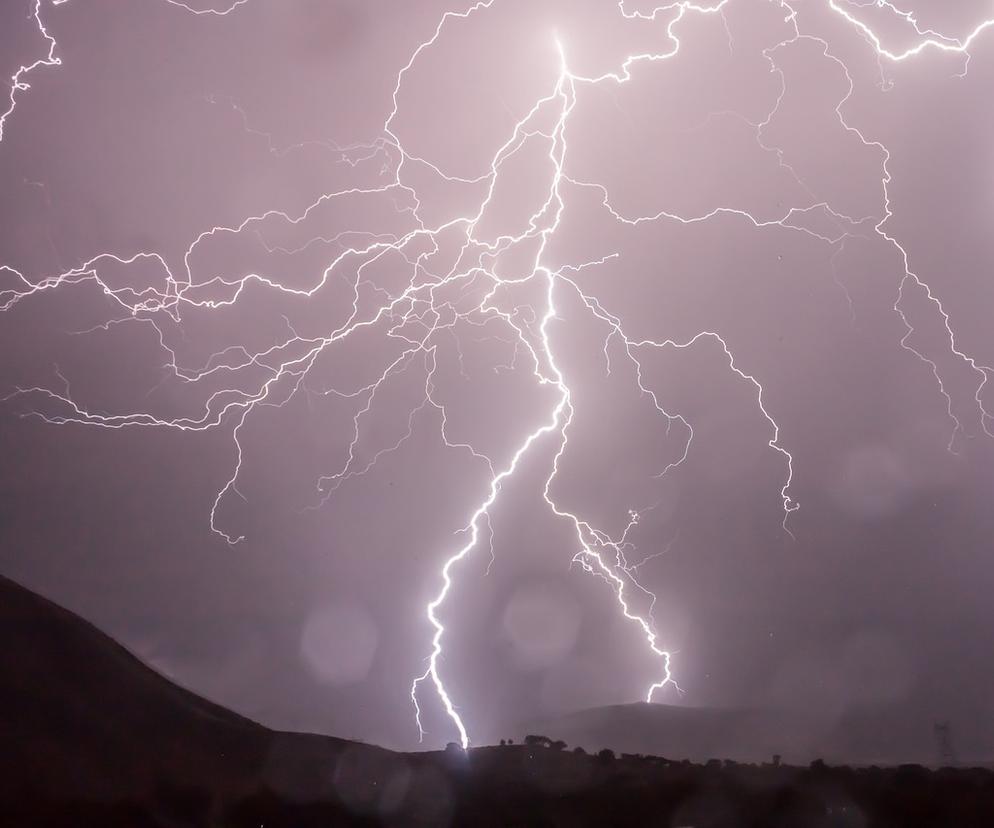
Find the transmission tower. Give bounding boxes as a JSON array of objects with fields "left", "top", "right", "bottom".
[{"left": 933, "top": 721, "right": 957, "bottom": 767}]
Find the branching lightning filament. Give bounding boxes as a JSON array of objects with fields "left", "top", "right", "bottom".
[{"left": 2, "top": 0, "right": 993, "bottom": 749}]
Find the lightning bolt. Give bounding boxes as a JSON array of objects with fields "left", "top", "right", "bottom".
[
  {"left": 1, "top": 0, "right": 249, "bottom": 145},
  {"left": 822, "top": 0, "right": 994, "bottom": 448},
  {"left": 2, "top": 0, "right": 993, "bottom": 750},
  {"left": 828, "top": 0, "right": 994, "bottom": 63},
  {"left": 1, "top": 0, "right": 66, "bottom": 145}
]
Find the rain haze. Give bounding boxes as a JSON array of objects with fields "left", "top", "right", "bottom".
[{"left": 2, "top": 0, "right": 994, "bottom": 764}]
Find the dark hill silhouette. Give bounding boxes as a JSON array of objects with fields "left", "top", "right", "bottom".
[
  {"left": 0, "top": 573, "right": 386, "bottom": 805},
  {"left": 1, "top": 572, "right": 255, "bottom": 796},
  {"left": 518, "top": 700, "right": 993, "bottom": 767}
]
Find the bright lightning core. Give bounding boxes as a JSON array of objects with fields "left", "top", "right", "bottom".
[{"left": 3, "top": 0, "right": 993, "bottom": 749}]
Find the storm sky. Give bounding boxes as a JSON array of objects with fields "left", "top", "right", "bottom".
[{"left": 2, "top": 0, "right": 994, "bottom": 754}]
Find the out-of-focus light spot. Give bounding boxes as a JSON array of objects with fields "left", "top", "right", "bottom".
[
  {"left": 832, "top": 445, "right": 911, "bottom": 518},
  {"left": 300, "top": 599, "right": 378, "bottom": 686},
  {"left": 502, "top": 579, "right": 580, "bottom": 670},
  {"left": 331, "top": 743, "right": 411, "bottom": 816}
]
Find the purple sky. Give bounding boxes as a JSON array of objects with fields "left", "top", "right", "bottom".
[{"left": 2, "top": 0, "right": 994, "bottom": 753}]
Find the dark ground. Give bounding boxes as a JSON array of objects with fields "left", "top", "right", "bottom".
[{"left": 2, "top": 573, "right": 993, "bottom": 827}]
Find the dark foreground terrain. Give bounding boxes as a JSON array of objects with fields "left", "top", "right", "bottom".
[{"left": 2, "top": 573, "right": 994, "bottom": 827}]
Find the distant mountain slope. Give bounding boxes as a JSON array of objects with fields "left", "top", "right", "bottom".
[
  {"left": 0, "top": 574, "right": 366, "bottom": 802},
  {"left": 517, "top": 700, "right": 979, "bottom": 767}
]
